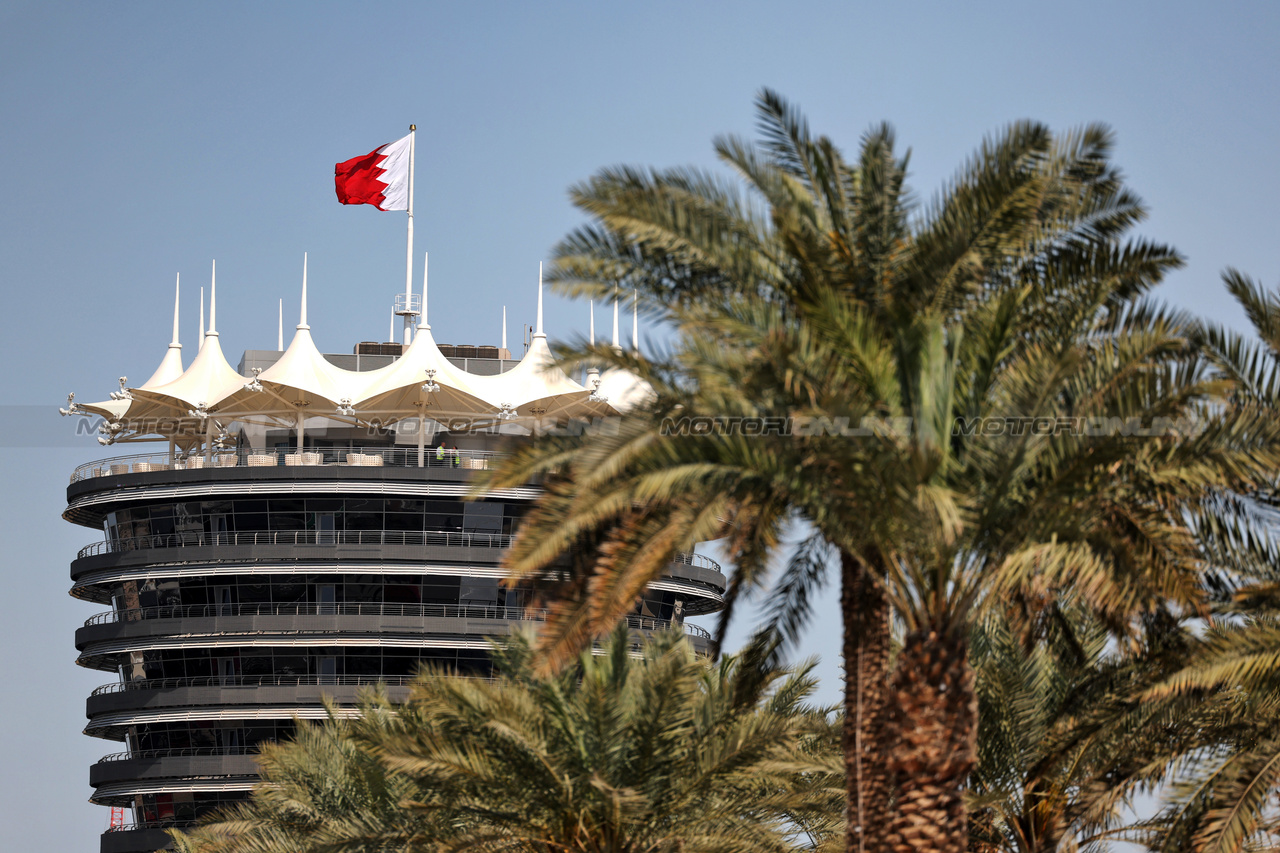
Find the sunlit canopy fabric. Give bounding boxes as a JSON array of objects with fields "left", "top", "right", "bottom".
[
  {"left": 135, "top": 333, "right": 249, "bottom": 415},
  {"left": 74, "top": 316, "right": 652, "bottom": 445},
  {"left": 354, "top": 326, "right": 495, "bottom": 418}
]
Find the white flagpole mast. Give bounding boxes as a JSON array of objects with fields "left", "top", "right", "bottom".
[
  {"left": 427, "top": 251, "right": 437, "bottom": 326},
  {"left": 403, "top": 124, "right": 416, "bottom": 346}
]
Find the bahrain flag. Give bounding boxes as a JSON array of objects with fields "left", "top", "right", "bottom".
[{"left": 334, "top": 133, "right": 411, "bottom": 211}]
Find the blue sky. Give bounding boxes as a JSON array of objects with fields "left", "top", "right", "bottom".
[{"left": 1, "top": 2, "right": 1277, "bottom": 848}]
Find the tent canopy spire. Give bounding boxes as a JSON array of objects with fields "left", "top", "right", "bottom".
[
  {"left": 170, "top": 274, "right": 181, "bottom": 349},
  {"left": 419, "top": 251, "right": 429, "bottom": 330},
  {"left": 534, "top": 262, "right": 545, "bottom": 339},
  {"left": 207, "top": 261, "right": 218, "bottom": 337},
  {"left": 298, "top": 252, "right": 310, "bottom": 330}
]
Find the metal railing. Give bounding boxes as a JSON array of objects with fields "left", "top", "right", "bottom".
[
  {"left": 74, "top": 529, "right": 721, "bottom": 576},
  {"left": 82, "top": 602, "right": 711, "bottom": 639},
  {"left": 76, "top": 527, "right": 513, "bottom": 559},
  {"left": 105, "top": 820, "right": 197, "bottom": 833},
  {"left": 670, "top": 551, "right": 722, "bottom": 572},
  {"left": 91, "top": 674, "right": 418, "bottom": 696},
  {"left": 85, "top": 601, "right": 544, "bottom": 626},
  {"left": 71, "top": 445, "right": 506, "bottom": 483},
  {"left": 90, "top": 674, "right": 423, "bottom": 696},
  {"left": 97, "top": 746, "right": 264, "bottom": 763}
]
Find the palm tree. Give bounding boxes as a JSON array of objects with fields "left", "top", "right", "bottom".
[
  {"left": 484, "top": 93, "right": 1280, "bottom": 852},
  {"left": 967, "top": 606, "right": 1201, "bottom": 853},
  {"left": 1137, "top": 615, "right": 1280, "bottom": 853},
  {"left": 375, "top": 629, "right": 841, "bottom": 853},
  {"left": 168, "top": 704, "right": 444, "bottom": 853},
  {"left": 170, "top": 629, "right": 844, "bottom": 853},
  {"left": 1113, "top": 271, "right": 1280, "bottom": 853}
]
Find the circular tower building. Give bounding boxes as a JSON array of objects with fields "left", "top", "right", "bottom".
[{"left": 63, "top": 280, "right": 726, "bottom": 852}]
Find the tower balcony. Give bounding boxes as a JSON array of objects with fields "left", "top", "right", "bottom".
[
  {"left": 69, "top": 531, "right": 727, "bottom": 611},
  {"left": 75, "top": 602, "right": 712, "bottom": 671},
  {"left": 70, "top": 445, "right": 503, "bottom": 485}
]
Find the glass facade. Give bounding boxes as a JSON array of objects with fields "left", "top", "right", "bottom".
[
  {"left": 135, "top": 792, "right": 249, "bottom": 826},
  {"left": 103, "top": 574, "right": 686, "bottom": 618},
  {"left": 117, "top": 645, "right": 493, "bottom": 681},
  {"left": 102, "top": 497, "right": 523, "bottom": 541}
]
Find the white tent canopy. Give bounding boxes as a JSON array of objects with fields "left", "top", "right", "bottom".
[{"left": 67, "top": 270, "right": 654, "bottom": 449}]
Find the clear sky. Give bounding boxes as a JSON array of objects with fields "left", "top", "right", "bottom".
[{"left": 1, "top": 2, "right": 1276, "bottom": 848}]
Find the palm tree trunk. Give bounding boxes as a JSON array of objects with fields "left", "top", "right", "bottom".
[
  {"left": 883, "top": 626, "right": 977, "bottom": 853},
  {"left": 841, "top": 550, "right": 891, "bottom": 853}
]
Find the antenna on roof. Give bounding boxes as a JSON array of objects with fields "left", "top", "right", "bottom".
[
  {"left": 394, "top": 251, "right": 421, "bottom": 341},
  {"left": 389, "top": 311, "right": 395, "bottom": 344},
  {"left": 298, "top": 253, "right": 309, "bottom": 330},
  {"left": 534, "top": 262, "right": 545, "bottom": 338},
  {"left": 170, "top": 274, "right": 181, "bottom": 349},
  {"left": 403, "top": 246, "right": 413, "bottom": 345},
  {"left": 207, "top": 260, "right": 218, "bottom": 337}
]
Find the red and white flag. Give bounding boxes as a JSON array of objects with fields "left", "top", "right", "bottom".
[{"left": 334, "top": 133, "right": 412, "bottom": 211}]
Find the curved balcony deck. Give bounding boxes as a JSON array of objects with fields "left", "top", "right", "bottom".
[
  {"left": 71, "top": 446, "right": 506, "bottom": 485},
  {"left": 70, "top": 529, "right": 509, "bottom": 582},
  {"left": 64, "top": 447, "right": 538, "bottom": 527},
  {"left": 68, "top": 530, "right": 728, "bottom": 609},
  {"left": 86, "top": 675, "right": 417, "bottom": 739},
  {"left": 86, "top": 702, "right": 364, "bottom": 742},
  {"left": 102, "top": 824, "right": 189, "bottom": 853},
  {"left": 91, "top": 748, "right": 262, "bottom": 787},
  {"left": 82, "top": 602, "right": 711, "bottom": 637},
  {"left": 75, "top": 604, "right": 712, "bottom": 672},
  {"left": 89, "top": 776, "right": 257, "bottom": 808},
  {"left": 77, "top": 528, "right": 521, "bottom": 561}
]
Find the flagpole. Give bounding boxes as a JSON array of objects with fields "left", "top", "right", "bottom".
[{"left": 403, "top": 124, "right": 416, "bottom": 346}]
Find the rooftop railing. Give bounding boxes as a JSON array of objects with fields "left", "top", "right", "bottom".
[
  {"left": 76, "top": 528, "right": 513, "bottom": 559},
  {"left": 96, "top": 746, "right": 264, "bottom": 763},
  {"left": 71, "top": 445, "right": 504, "bottom": 483},
  {"left": 105, "top": 820, "right": 197, "bottom": 833},
  {"left": 91, "top": 674, "right": 418, "bottom": 696},
  {"left": 82, "top": 602, "right": 711, "bottom": 639},
  {"left": 671, "top": 551, "right": 722, "bottom": 572},
  {"left": 74, "top": 529, "right": 723, "bottom": 574}
]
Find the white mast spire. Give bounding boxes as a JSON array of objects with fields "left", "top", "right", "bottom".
[
  {"left": 170, "top": 274, "right": 181, "bottom": 348},
  {"left": 298, "top": 252, "right": 310, "bottom": 329},
  {"left": 207, "top": 260, "right": 218, "bottom": 337},
  {"left": 403, "top": 124, "right": 416, "bottom": 345},
  {"left": 534, "top": 262, "right": 545, "bottom": 338},
  {"left": 389, "top": 312, "right": 395, "bottom": 344},
  {"left": 420, "top": 251, "right": 429, "bottom": 330},
  {"left": 611, "top": 284, "right": 620, "bottom": 349},
  {"left": 632, "top": 288, "right": 639, "bottom": 355},
  {"left": 139, "top": 274, "right": 186, "bottom": 390},
  {"left": 278, "top": 299, "right": 283, "bottom": 350}
]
